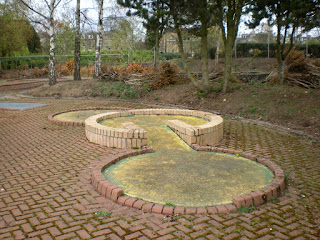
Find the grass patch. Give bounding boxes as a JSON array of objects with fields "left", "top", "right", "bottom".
[
  {"left": 164, "top": 202, "right": 175, "bottom": 207},
  {"left": 95, "top": 211, "right": 112, "bottom": 217},
  {"left": 237, "top": 205, "right": 256, "bottom": 213}
]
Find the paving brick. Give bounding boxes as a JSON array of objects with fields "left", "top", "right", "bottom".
[
  {"left": 76, "top": 229, "right": 91, "bottom": 239},
  {"left": 0, "top": 99, "right": 319, "bottom": 240},
  {"left": 124, "top": 231, "right": 143, "bottom": 240}
]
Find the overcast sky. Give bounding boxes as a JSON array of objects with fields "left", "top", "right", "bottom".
[{"left": 26, "top": 0, "right": 319, "bottom": 37}]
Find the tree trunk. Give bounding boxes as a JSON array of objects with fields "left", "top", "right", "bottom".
[
  {"left": 154, "top": 27, "right": 160, "bottom": 69},
  {"left": 222, "top": 40, "right": 233, "bottom": 93},
  {"left": 215, "top": 30, "right": 221, "bottom": 66},
  {"left": 276, "top": 26, "right": 285, "bottom": 84},
  {"left": 48, "top": 18, "right": 56, "bottom": 85},
  {"left": 94, "top": 0, "right": 103, "bottom": 79},
  {"left": 174, "top": 24, "right": 202, "bottom": 91},
  {"left": 200, "top": 20, "right": 209, "bottom": 91},
  {"left": 73, "top": 0, "right": 81, "bottom": 81},
  {"left": 276, "top": 52, "right": 285, "bottom": 85}
]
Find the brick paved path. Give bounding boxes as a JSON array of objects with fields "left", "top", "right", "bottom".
[{"left": 0, "top": 99, "right": 319, "bottom": 240}]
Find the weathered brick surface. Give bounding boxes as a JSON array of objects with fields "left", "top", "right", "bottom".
[{"left": 0, "top": 98, "right": 319, "bottom": 239}]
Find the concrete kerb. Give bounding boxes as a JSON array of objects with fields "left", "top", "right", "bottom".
[{"left": 92, "top": 145, "right": 286, "bottom": 215}]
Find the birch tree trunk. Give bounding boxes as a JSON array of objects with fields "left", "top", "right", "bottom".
[
  {"left": 94, "top": 0, "right": 103, "bottom": 79},
  {"left": 73, "top": 0, "right": 81, "bottom": 81},
  {"left": 215, "top": 30, "right": 221, "bottom": 66},
  {"left": 48, "top": 2, "right": 56, "bottom": 86}
]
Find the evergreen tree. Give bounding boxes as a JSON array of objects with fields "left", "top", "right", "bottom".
[
  {"left": 27, "top": 25, "right": 41, "bottom": 54},
  {"left": 247, "top": 0, "right": 318, "bottom": 84},
  {"left": 167, "top": 0, "right": 215, "bottom": 92},
  {"left": 117, "top": 0, "right": 168, "bottom": 68}
]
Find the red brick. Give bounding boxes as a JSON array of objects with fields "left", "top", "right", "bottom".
[
  {"left": 225, "top": 204, "right": 237, "bottom": 213},
  {"left": 162, "top": 206, "right": 174, "bottom": 215},
  {"left": 215, "top": 205, "right": 228, "bottom": 214},
  {"left": 226, "top": 149, "right": 235, "bottom": 154},
  {"left": 196, "top": 207, "right": 207, "bottom": 214},
  {"left": 185, "top": 207, "right": 197, "bottom": 214},
  {"left": 21, "top": 223, "right": 33, "bottom": 233},
  {"left": 233, "top": 196, "right": 245, "bottom": 208},
  {"left": 249, "top": 192, "right": 262, "bottom": 206},
  {"left": 76, "top": 230, "right": 91, "bottom": 239},
  {"left": 211, "top": 147, "right": 218, "bottom": 152},
  {"left": 111, "top": 226, "right": 126, "bottom": 236},
  {"left": 124, "top": 197, "right": 137, "bottom": 207},
  {"left": 152, "top": 204, "right": 164, "bottom": 214},
  {"left": 132, "top": 200, "right": 145, "bottom": 210},
  {"left": 47, "top": 227, "right": 61, "bottom": 237},
  {"left": 117, "top": 196, "right": 130, "bottom": 205},
  {"left": 107, "top": 233, "right": 122, "bottom": 240},
  {"left": 106, "top": 185, "right": 118, "bottom": 199},
  {"left": 173, "top": 206, "right": 185, "bottom": 215},
  {"left": 124, "top": 231, "right": 143, "bottom": 240},
  {"left": 207, "top": 206, "right": 218, "bottom": 214},
  {"left": 141, "top": 202, "right": 154, "bottom": 212},
  {"left": 242, "top": 194, "right": 254, "bottom": 207},
  {"left": 261, "top": 187, "right": 273, "bottom": 201},
  {"left": 111, "top": 188, "right": 124, "bottom": 201}
]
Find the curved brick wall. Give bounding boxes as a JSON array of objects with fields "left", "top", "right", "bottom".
[{"left": 85, "top": 109, "right": 224, "bottom": 149}]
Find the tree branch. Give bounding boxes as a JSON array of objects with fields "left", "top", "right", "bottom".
[{"left": 19, "top": 0, "right": 49, "bottom": 20}]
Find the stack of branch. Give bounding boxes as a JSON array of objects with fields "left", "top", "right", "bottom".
[
  {"left": 285, "top": 49, "right": 320, "bottom": 89},
  {"left": 209, "top": 70, "right": 224, "bottom": 80}
]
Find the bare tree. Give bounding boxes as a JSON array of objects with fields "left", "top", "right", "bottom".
[
  {"left": 94, "top": 0, "right": 103, "bottom": 79},
  {"left": 19, "top": 0, "right": 65, "bottom": 86},
  {"left": 74, "top": 0, "right": 81, "bottom": 81}
]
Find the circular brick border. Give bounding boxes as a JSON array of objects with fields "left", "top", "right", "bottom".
[
  {"left": 92, "top": 145, "right": 285, "bottom": 215},
  {"left": 48, "top": 107, "right": 131, "bottom": 126}
]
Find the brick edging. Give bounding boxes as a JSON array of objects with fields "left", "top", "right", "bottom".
[
  {"left": 92, "top": 145, "right": 285, "bottom": 215},
  {"left": 47, "top": 107, "right": 131, "bottom": 126}
]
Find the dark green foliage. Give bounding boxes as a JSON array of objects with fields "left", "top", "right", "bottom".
[
  {"left": 247, "top": 0, "right": 318, "bottom": 61},
  {"left": 209, "top": 42, "right": 320, "bottom": 58},
  {"left": 27, "top": 25, "right": 41, "bottom": 54},
  {"left": 111, "top": 83, "right": 137, "bottom": 99},
  {"left": 234, "top": 43, "right": 277, "bottom": 58},
  {"left": 296, "top": 42, "right": 320, "bottom": 58},
  {"left": 0, "top": 3, "right": 33, "bottom": 56},
  {"left": 160, "top": 52, "right": 181, "bottom": 60}
]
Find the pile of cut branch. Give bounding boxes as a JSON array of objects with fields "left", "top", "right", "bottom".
[{"left": 285, "top": 49, "right": 320, "bottom": 89}]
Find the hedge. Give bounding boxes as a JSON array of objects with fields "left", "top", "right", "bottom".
[{"left": 209, "top": 42, "right": 320, "bottom": 59}]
